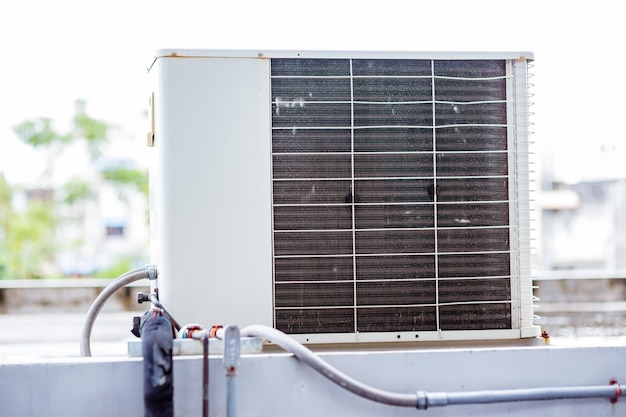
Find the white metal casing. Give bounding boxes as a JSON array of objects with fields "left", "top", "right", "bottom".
[
  {"left": 149, "top": 53, "right": 274, "bottom": 329},
  {"left": 148, "top": 49, "right": 539, "bottom": 344}
]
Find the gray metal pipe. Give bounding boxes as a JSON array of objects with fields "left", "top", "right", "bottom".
[
  {"left": 241, "top": 325, "right": 623, "bottom": 410},
  {"left": 418, "top": 385, "right": 622, "bottom": 409},
  {"left": 241, "top": 325, "right": 426, "bottom": 407},
  {"left": 224, "top": 325, "right": 241, "bottom": 417},
  {"left": 80, "top": 266, "right": 156, "bottom": 356},
  {"left": 226, "top": 376, "right": 236, "bottom": 417}
]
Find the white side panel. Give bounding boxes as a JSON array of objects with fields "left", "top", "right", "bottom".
[
  {"left": 511, "top": 59, "right": 540, "bottom": 338},
  {"left": 151, "top": 56, "right": 273, "bottom": 327}
]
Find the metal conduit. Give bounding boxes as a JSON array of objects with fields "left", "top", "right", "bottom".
[
  {"left": 80, "top": 266, "right": 157, "bottom": 357},
  {"left": 240, "top": 325, "right": 622, "bottom": 409},
  {"left": 418, "top": 385, "right": 622, "bottom": 409},
  {"left": 241, "top": 325, "right": 416, "bottom": 407},
  {"left": 223, "top": 325, "right": 241, "bottom": 417}
]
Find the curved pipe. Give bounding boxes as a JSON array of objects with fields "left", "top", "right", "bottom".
[
  {"left": 241, "top": 325, "right": 622, "bottom": 409},
  {"left": 240, "top": 325, "right": 417, "bottom": 407},
  {"left": 80, "top": 267, "right": 155, "bottom": 357}
]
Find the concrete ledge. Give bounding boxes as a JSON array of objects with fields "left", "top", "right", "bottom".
[
  {"left": 1, "top": 345, "right": 625, "bottom": 417},
  {"left": 127, "top": 337, "right": 264, "bottom": 357},
  {"left": 0, "top": 278, "right": 150, "bottom": 289},
  {"left": 0, "top": 279, "right": 150, "bottom": 313}
]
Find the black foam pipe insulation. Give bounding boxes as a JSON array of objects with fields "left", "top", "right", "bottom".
[{"left": 141, "top": 315, "right": 174, "bottom": 417}]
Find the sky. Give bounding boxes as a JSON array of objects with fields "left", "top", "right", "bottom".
[{"left": 1, "top": 0, "right": 625, "bottom": 185}]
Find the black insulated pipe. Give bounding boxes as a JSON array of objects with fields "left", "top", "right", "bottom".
[
  {"left": 203, "top": 334, "right": 209, "bottom": 417},
  {"left": 142, "top": 315, "right": 175, "bottom": 417}
]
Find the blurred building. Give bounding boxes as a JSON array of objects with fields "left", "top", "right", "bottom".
[
  {"left": 9, "top": 121, "right": 149, "bottom": 277},
  {"left": 540, "top": 178, "right": 626, "bottom": 272}
]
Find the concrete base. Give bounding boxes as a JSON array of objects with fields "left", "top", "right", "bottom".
[{"left": 127, "top": 337, "right": 264, "bottom": 356}]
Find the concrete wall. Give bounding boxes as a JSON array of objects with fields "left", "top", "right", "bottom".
[{"left": 1, "top": 345, "right": 624, "bottom": 417}]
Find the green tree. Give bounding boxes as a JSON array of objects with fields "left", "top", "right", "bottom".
[
  {"left": 0, "top": 175, "right": 57, "bottom": 279},
  {"left": 58, "top": 178, "right": 98, "bottom": 266},
  {"left": 72, "top": 99, "right": 110, "bottom": 160},
  {"left": 13, "top": 117, "right": 72, "bottom": 147},
  {"left": 0, "top": 174, "right": 13, "bottom": 278},
  {"left": 5, "top": 100, "right": 149, "bottom": 278},
  {"left": 61, "top": 178, "right": 97, "bottom": 206},
  {"left": 4, "top": 201, "right": 57, "bottom": 279},
  {"left": 101, "top": 165, "right": 149, "bottom": 201},
  {"left": 13, "top": 118, "right": 72, "bottom": 182}
]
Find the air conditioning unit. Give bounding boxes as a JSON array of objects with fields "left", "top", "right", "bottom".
[{"left": 147, "top": 49, "right": 539, "bottom": 344}]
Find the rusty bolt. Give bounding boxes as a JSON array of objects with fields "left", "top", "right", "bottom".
[{"left": 610, "top": 378, "right": 621, "bottom": 404}]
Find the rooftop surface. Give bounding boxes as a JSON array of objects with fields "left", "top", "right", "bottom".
[{"left": 2, "top": 307, "right": 626, "bottom": 361}]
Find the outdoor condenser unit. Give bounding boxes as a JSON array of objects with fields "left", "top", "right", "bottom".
[{"left": 147, "top": 49, "right": 539, "bottom": 344}]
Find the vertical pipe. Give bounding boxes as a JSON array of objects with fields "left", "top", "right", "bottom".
[
  {"left": 224, "top": 326, "right": 241, "bottom": 417},
  {"left": 226, "top": 376, "right": 236, "bottom": 417},
  {"left": 203, "top": 333, "right": 209, "bottom": 417}
]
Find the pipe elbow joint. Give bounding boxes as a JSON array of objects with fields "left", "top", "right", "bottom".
[
  {"left": 146, "top": 264, "right": 158, "bottom": 280},
  {"left": 416, "top": 391, "right": 448, "bottom": 409},
  {"left": 416, "top": 391, "right": 428, "bottom": 409}
]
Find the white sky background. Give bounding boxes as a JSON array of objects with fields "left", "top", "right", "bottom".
[{"left": 0, "top": 0, "right": 624, "bottom": 185}]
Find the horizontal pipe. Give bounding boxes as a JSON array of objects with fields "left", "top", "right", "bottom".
[{"left": 418, "top": 385, "right": 621, "bottom": 409}]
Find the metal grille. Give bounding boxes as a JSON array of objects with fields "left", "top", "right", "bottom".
[{"left": 271, "top": 58, "right": 513, "bottom": 336}]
